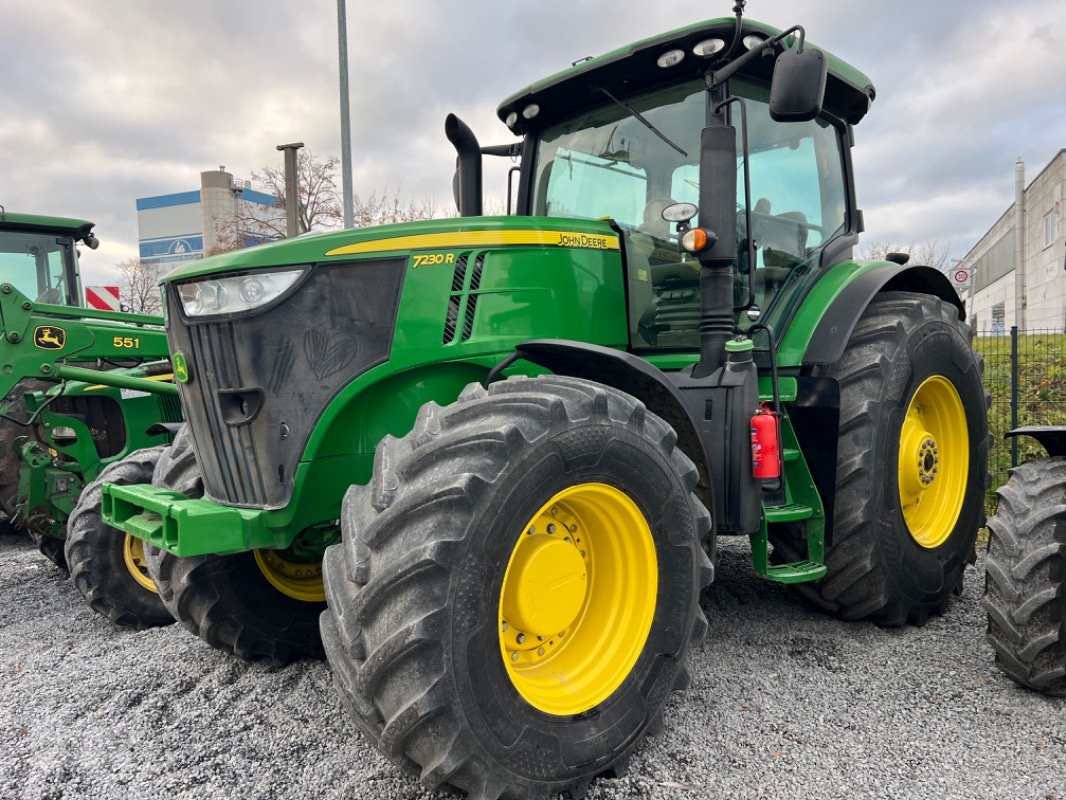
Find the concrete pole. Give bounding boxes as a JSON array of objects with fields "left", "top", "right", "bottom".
[
  {"left": 1014, "top": 157, "right": 1026, "bottom": 330},
  {"left": 337, "top": 0, "right": 355, "bottom": 229},
  {"left": 276, "top": 142, "right": 305, "bottom": 238}
]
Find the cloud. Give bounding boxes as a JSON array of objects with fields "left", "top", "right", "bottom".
[{"left": 1, "top": 0, "right": 1062, "bottom": 288}]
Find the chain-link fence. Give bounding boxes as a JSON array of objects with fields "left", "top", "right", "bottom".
[{"left": 975, "top": 327, "right": 1066, "bottom": 510}]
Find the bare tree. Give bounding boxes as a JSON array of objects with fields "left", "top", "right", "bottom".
[
  {"left": 858, "top": 239, "right": 951, "bottom": 272},
  {"left": 250, "top": 151, "right": 345, "bottom": 236},
  {"left": 208, "top": 152, "right": 450, "bottom": 256},
  {"left": 114, "top": 258, "right": 167, "bottom": 314},
  {"left": 353, "top": 189, "right": 448, "bottom": 227}
]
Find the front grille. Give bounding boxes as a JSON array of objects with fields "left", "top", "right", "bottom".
[
  {"left": 184, "top": 322, "right": 271, "bottom": 505},
  {"left": 155, "top": 392, "right": 183, "bottom": 424},
  {"left": 168, "top": 258, "right": 405, "bottom": 508}
]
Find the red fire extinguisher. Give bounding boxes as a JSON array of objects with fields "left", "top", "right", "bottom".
[{"left": 750, "top": 402, "right": 781, "bottom": 480}]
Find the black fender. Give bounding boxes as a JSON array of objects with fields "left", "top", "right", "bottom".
[
  {"left": 1005, "top": 426, "right": 1066, "bottom": 458},
  {"left": 803, "top": 264, "right": 964, "bottom": 366},
  {"left": 489, "top": 339, "right": 715, "bottom": 522}
]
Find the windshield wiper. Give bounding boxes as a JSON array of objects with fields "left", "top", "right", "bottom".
[{"left": 596, "top": 87, "right": 688, "bottom": 157}]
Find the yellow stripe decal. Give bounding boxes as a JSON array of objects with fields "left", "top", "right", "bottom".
[
  {"left": 84, "top": 373, "right": 175, "bottom": 392},
  {"left": 325, "top": 229, "right": 620, "bottom": 257}
]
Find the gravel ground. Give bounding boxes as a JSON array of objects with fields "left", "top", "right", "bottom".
[{"left": 1, "top": 533, "right": 1063, "bottom": 800}]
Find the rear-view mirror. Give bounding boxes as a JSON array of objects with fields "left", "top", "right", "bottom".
[{"left": 769, "top": 48, "right": 828, "bottom": 122}]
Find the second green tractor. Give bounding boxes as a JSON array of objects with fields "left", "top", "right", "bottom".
[
  {"left": 99, "top": 9, "right": 988, "bottom": 799},
  {"left": 0, "top": 210, "right": 182, "bottom": 628}
]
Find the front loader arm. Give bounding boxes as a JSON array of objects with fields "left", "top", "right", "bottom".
[{"left": 0, "top": 283, "right": 175, "bottom": 402}]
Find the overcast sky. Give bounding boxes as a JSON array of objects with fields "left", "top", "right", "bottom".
[{"left": 2, "top": 0, "right": 1063, "bottom": 286}]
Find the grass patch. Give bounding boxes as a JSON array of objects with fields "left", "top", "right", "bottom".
[{"left": 975, "top": 330, "right": 1066, "bottom": 513}]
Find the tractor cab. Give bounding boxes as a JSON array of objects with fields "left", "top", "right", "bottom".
[
  {"left": 488, "top": 17, "right": 875, "bottom": 351},
  {"left": 523, "top": 74, "right": 850, "bottom": 349},
  {"left": 0, "top": 210, "right": 96, "bottom": 308}
]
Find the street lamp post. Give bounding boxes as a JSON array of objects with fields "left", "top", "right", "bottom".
[{"left": 337, "top": 0, "right": 354, "bottom": 228}]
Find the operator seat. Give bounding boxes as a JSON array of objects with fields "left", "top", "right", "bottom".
[{"left": 756, "top": 209, "right": 809, "bottom": 295}]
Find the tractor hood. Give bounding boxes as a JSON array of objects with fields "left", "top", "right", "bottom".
[
  {"left": 497, "top": 17, "right": 876, "bottom": 136},
  {"left": 160, "top": 216, "right": 620, "bottom": 284}
]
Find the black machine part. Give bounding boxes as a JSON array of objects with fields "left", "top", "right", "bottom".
[{"left": 1004, "top": 426, "right": 1066, "bottom": 458}]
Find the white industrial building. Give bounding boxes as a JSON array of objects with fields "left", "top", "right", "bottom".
[
  {"left": 963, "top": 150, "right": 1065, "bottom": 334},
  {"left": 136, "top": 169, "right": 277, "bottom": 266}
]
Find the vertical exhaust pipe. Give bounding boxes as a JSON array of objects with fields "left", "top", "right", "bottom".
[{"left": 445, "top": 114, "right": 483, "bottom": 217}]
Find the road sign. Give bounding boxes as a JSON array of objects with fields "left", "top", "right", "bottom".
[
  {"left": 952, "top": 269, "right": 970, "bottom": 285},
  {"left": 85, "top": 285, "right": 121, "bottom": 311}
]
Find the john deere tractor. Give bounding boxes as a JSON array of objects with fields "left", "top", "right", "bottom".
[
  {"left": 101, "top": 7, "right": 988, "bottom": 797},
  {"left": 983, "top": 427, "right": 1066, "bottom": 696},
  {"left": 0, "top": 209, "right": 181, "bottom": 629}
]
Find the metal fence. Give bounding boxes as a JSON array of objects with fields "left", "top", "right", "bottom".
[{"left": 975, "top": 327, "right": 1066, "bottom": 506}]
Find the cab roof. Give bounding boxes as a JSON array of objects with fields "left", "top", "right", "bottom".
[
  {"left": 0, "top": 209, "right": 95, "bottom": 240},
  {"left": 497, "top": 17, "right": 875, "bottom": 135}
]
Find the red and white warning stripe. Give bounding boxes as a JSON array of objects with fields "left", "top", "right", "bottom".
[{"left": 85, "top": 285, "right": 121, "bottom": 311}]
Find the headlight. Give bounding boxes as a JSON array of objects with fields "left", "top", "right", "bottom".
[{"left": 176, "top": 268, "right": 306, "bottom": 317}]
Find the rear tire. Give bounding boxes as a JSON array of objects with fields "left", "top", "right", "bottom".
[
  {"left": 321, "top": 376, "right": 713, "bottom": 799},
  {"left": 983, "top": 458, "right": 1066, "bottom": 696},
  {"left": 144, "top": 426, "right": 325, "bottom": 665},
  {"left": 771, "top": 292, "right": 988, "bottom": 625},
  {"left": 0, "top": 380, "right": 49, "bottom": 522},
  {"left": 1, "top": 380, "right": 58, "bottom": 560},
  {"left": 65, "top": 447, "right": 174, "bottom": 629}
]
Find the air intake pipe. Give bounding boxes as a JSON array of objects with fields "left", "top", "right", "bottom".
[{"left": 445, "top": 114, "right": 483, "bottom": 217}]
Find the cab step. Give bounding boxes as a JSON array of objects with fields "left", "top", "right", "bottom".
[
  {"left": 762, "top": 503, "right": 813, "bottom": 523},
  {"left": 764, "top": 559, "right": 827, "bottom": 584},
  {"left": 750, "top": 502, "right": 826, "bottom": 585}
]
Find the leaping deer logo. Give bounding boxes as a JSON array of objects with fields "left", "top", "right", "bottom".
[{"left": 33, "top": 326, "right": 66, "bottom": 350}]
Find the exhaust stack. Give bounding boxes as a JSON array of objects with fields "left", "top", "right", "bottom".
[{"left": 445, "top": 114, "right": 483, "bottom": 217}]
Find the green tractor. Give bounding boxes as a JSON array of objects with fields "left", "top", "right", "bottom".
[
  {"left": 0, "top": 208, "right": 181, "bottom": 628},
  {"left": 101, "top": 8, "right": 988, "bottom": 797},
  {"left": 983, "top": 427, "right": 1066, "bottom": 696}
]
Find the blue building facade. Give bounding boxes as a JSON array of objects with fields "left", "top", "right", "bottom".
[{"left": 136, "top": 170, "right": 277, "bottom": 266}]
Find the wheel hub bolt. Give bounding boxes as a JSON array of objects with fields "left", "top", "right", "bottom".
[
  {"left": 547, "top": 524, "right": 556, "bottom": 534},
  {"left": 516, "top": 633, "right": 526, "bottom": 644}
]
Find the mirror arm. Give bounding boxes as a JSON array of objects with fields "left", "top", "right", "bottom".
[
  {"left": 714, "top": 96, "right": 756, "bottom": 311},
  {"left": 708, "top": 24, "right": 806, "bottom": 89}
]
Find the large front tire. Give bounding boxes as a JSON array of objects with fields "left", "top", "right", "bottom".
[
  {"left": 321, "top": 376, "right": 713, "bottom": 799},
  {"left": 983, "top": 458, "right": 1066, "bottom": 696},
  {"left": 65, "top": 447, "right": 174, "bottom": 629},
  {"left": 143, "top": 426, "right": 326, "bottom": 665},
  {"left": 771, "top": 292, "right": 988, "bottom": 625}
]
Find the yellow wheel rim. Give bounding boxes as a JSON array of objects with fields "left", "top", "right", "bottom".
[
  {"left": 122, "top": 534, "right": 158, "bottom": 594},
  {"left": 498, "top": 482, "right": 657, "bottom": 716},
  {"left": 897, "top": 375, "right": 969, "bottom": 549},
  {"left": 253, "top": 548, "right": 325, "bottom": 602}
]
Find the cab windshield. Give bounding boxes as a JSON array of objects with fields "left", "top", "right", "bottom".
[
  {"left": 531, "top": 78, "right": 848, "bottom": 351},
  {"left": 0, "top": 230, "right": 78, "bottom": 306}
]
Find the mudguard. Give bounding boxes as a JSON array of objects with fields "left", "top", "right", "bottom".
[
  {"left": 1004, "top": 426, "right": 1066, "bottom": 458},
  {"left": 803, "top": 264, "right": 962, "bottom": 366}
]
